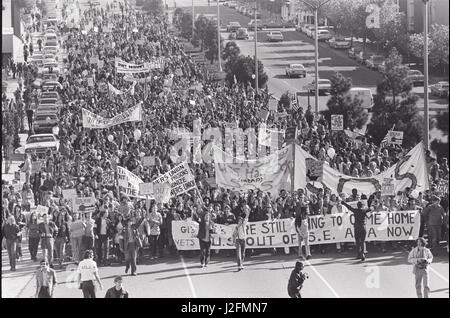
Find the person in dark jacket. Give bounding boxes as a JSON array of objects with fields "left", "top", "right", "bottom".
[
  {"left": 105, "top": 276, "right": 129, "bottom": 298},
  {"left": 287, "top": 261, "right": 309, "bottom": 298},
  {"left": 13, "top": 205, "right": 26, "bottom": 260},
  {"left": 95, "top": 211, "right": 112, "bottom": 265},
  {"left": 3, "top": 215, "right": 21, "bottom": 271},
  {"left": 341, "top": 200, "right": 372, "bottom": 261},
  {"left": 195, "top": 209, "right": 215, "bottom": 268},
  {"left": 54, "top": 213, "right": 70, "bottom": 266},
  {"left": 27, "top": 212, "right": 41, "bottom": 261}
]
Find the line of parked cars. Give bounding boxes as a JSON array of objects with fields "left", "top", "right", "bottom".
[{"left": 25, "top": 23, "right": 62, "bottom": 158}]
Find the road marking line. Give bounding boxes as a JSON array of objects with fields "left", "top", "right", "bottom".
[
  {"left": 180, "top": 255, "right": 197, "bottom": 298},
  {"left": 429, "top": 266, "right": 449, "bottom": 283},
  {"left": 304, "top": 260, "right": 340, "bottom": 298}
]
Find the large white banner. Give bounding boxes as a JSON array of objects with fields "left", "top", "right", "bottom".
[
  {"left": 117, "top": 166, "right": 146, "bottom": 198},
  {"left": 153, "top": 162, "right": 197, "bottom": 197},
  {"left": 172, "top": 210, "right": 421, "bottom": 250},
  {"left": 214, "top": 146, "right": 292, "bottom": 195},
  {"left": 82, "top": 103, "right": 142, "bottom": 129},
  {"left": 294, "top": 142, "right": 430, "bottom": 195},
  {"left": 115, "top": 57, "right": 150, "bottom": 74}
]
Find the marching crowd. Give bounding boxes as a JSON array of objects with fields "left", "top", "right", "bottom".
[{"left": 1, "top": 0, "right": 449, "bottom": 286}]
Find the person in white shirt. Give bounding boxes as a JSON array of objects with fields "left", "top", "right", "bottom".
[
  {"left": 232, "top": 205, "right": 250, "bottom": 271},
  {"left": 77, "top": 249, "right": 103, "bottom": 298},
  {"left": 408, "top": 237, "right": 433, "bottom": 298},
  {"left": 70, "top": 213, "right": 85, "bottom": 264},
  {"left": 331, "top": 199, "right": 348, "bottom": 253}
]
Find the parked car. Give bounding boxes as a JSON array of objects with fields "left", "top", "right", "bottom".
[
  {"left": 25, "top": 133, "right": 59, "bottom": 156},
  {"left": 228, "top": 1, "right": 237, "bottom": 8},
  {"left": 226, "top": 21, "right": 241, "bottom": 32},
  {"left": 36, "top": 104, "right": 60, "bottom": 115},
  {"left": 405, "top": 70, "right": 425, "bottom": 86},
  {"left": 301, "top": 24, "right": 313, "bottom": 34},
  {"left": 309, "top": 79, "right": 332, "bottom": 95},
  {"left": 348, "top": 87, "right": 374, "bottom": 110},
  {"left": 43, "top": 46, "right": 58, "bottom": 55},
  {"left": 356, "top": 51, "right": 371, "bottom": 65},
  {"left": 39, "top": 97, "right": 59, "bottom": 106},
  {"left": 430, "top": 81, "right": 449, "bottom": 97},
  {"left": 236, "top": 28, "right": 249, "bottom": 39},
  {"left": 248, "top": 19, "right": 263, "bottom": 31},
  {"left": 40, "top": 91, "right": 60, "bottom": 100},
  {"left": 328, "top": 36, "right": 351, "bottom": 49},
  {"left": 41, "top": 80, "right": 63, "bottom": 90},
  {"left": 285, "top": 64, "right": 307, "bottom": 78},
  {"left": 306, "top": 26, "right": 315, "bottom": 38},
  {"left": 267, "top": 31, "right": 284, "bottom": 42},
  {"left": 32, "top": 113, "right": 59, "bottom": 134},
  {"left": 365, "top": 55, "right": 385, "bottom": 70},
  {"left": 314, "top": 29, "right": 332, "bottom": 41},
  {"left": 348, "top": 47, "right": 361, "bottom": 59}
]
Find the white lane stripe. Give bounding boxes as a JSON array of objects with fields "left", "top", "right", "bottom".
[
  {"left": 180, "top": 255, "right": 197, "bottom": 298},
  {"left": 304, "top": 260, "right": 340, "bottom": 298},
  {"left": 429, "top": 266, "right": 449, "bottom": 283}
]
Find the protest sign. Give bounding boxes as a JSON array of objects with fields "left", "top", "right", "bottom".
[
  {"left": 103, "top": 170, "right": 116, "bottom": 186},
  {"left": 142, "top": 156, "right": 155, "bottom": 167},
  {"left": 268, "top": 98, "right": 278, "bottom": 112},
  {"left": 36, "top": 205, "right": 49, "bottom": 219},
  {"left": 72, "top": 196, "right": 96, "bottom": 214},
  {"left": 154, "top": 183, "right": 171, "bottom": 204},
  {"left": 87, "top": 77, "right": 94, "bottom": 87},
  {"left": 82, "top": 103, "right": 142, "bottom": 129},
  {"left": 388, "top": 131, "right": 404, "bottom": 145},
  {"left": 306, "top": 158, "right": 323, "bottom": 182},
  {"left": 117, "top": 166, "right": 145, "bottom": 198},
  {"left": 90, "top": 56, "right": 98, "bottom": 65},
  {"left": 331, "top": 114, "right": 344, "bottom": 131},
  {"left": 436, "top": 180, "right": 449, "bottom": 195},
  {"left": 381, "top": 178, "right": 395, "bottom": 196},
  {"left": 172, "top": 210, "right": 421, "bottom": 250},
  {"left": 62, "top": 188, "right": 77, "bottom": 208},
  {"left": 115, "top": 58, "right": 150, "bottom": 74},
  {"left": 153, "top": 162, "right": 196, "bottom": 197},
  {"left": 97, "top": 60, "right": 104, "bottom": 69},
  {"left": 139, "top": 183, "right": 154, "bottom": 196},
  {"left": 257, "top": 110, "right": 269, "bottom": 121},
  {"left": 285, "top": 126, "right": 297, "bottom": 141}
]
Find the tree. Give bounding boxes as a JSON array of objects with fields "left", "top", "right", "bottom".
[
  {"left": 408, "top": 24, "right": 449, "bottom": 73},
  {"left": 173, "top": 7, "right": 184, "bottom": 26},
  {"left": 142, "top": 0, "right": 164, "bottom": 17},
  {"left": 279, "top": 91, "right": 291, "bottom": 109},
  {"left": 180, "top": 12, "right": 193, "bottom": 40},
  {"left": 222, "top": 41, "right": 240, "bottom": 63},
  {"left": 368, "top": 49, "right": 422, "bottom": 147},
  {"left": 203, "top": 21, "right": 223, "bottom": 64},
  {"left": 194, "top": 15, "right": 210, "bottom": 50},
  {"left": 225, "top": 55, "right": 268, "bottom": 89},
  {"left": 430, "top": 112, "right": 449, "bottom": 159},
  {"left": 321, "top": 72, "right": 369, "bottom": 130}
]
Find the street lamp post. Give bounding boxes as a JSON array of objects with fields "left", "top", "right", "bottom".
[
  {"left": 217, "top": 0, "right": 222, "bottom": 71},
  {"left": 423, "top": 0, "right": 429, "bottom": 150},
  {"left": 301, "top": 0, "right": 332, "bottom": 114},
  {"left": 254, "top": 0, "right": 258, "bottom": 95},
  {"left": 192, "top": 0, "right": 195, "bottom": 41}
]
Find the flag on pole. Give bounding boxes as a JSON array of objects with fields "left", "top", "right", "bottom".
[
  {"left": 380, "top": 124, "right": 395, "bottom": 146},
  {"left": 108, "top": 82, "right": 123, "bottom": 95},
  {"left": 291, "top": 101, "right": 300, "bottom": 112}
]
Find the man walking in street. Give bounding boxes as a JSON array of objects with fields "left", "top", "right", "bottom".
[
  {"left": 232, "top": 205, "right": 250, "bottom": 271},
  {"left": 287, "top": 261, "right": 309, "bottom": 298},
  {"left": 2, "top": 215, "right": 21, "bottom": 271},
  {"left": 423, "top": 196, "right": 446, "bottom": 256},
  {"left": 105, "top": 276, "right": 129, "bottom": 298},
  {"left": 35, "top": 259, "right": 57, "bottom": 298},
  {"left": 408, "top": 237, "right": 433, "bottom": 298},
  {"left": 341, "top": 200, "right": 372, "bottom": 261},
  {"left": 77, "top": 250, "right": 103, "bottom": 298},
  {"left": 38, "top": 213, "right": 58, "bottom": 267}
]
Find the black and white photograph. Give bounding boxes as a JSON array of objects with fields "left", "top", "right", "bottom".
[{"left": 1, "top": 0, "right": 449, "bottom": 301}]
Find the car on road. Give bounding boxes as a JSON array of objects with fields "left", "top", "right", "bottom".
[
  {"left": 39, "top": 97, "right": 60, "bottom": 106},
  {"left": 236, "top": 28, "right": 249, "bottom": 40},
  {"left": 348, "top": 47, "right": 361, "bottom": 59},
  {"left": 31, "top": 54, "right": 44, "bottom": 67},
  {"left": 365, "top": 55, "right": 385, "bottom": 70},
  {"left": 405, "top": 70, "right": 425, "bottom": 86},
  {"left": 301, "top": 24, "right": 313, "bottom": 34},
  {"left": 43, "top": 46, "right": 58, "bottom": 55},
  {"left": 36, "top": 105, "right": 60, "bottom": 115},
  {"left": 41, "top": 80, "right": 63, "bottom": 91},
  {"left": 267, "top": 31, "right": 284, "bottom": 42},
  {"left": 227, "top": 21, "right": 241, "bottom": 32},
  {"left": 25, "top": 133, "right": 59, "bottom": 156},
  {"left": 40, "top": 91, "right": 60, "bottom": 100},
  {"left": 309, "top": 79, "right": 332, "bottom": 95},
  {"left": 306, "top": 26, "right": 315, "bottom": 38},
  {"left": 430, "top": 81, "right": 449, "bottom": 98},
  {"left": 248, "top": 19, "right": 263, "bottom": 31},
  {"left": 285, "top": 64, "right": 307, "bottom": 78},
  {"left": 328, "top": 36, "right": 351, "bottom": 49},
  {"left": 32, "top": 113, "right": 59, "bottom": 134},
  {"left": 228, "top": 1, "right": 237, "bottom": 8},
  {"left": 314, "top": 29, "right": 332, "bottom": 41},
  {"left": 348, "top": 87, "right": 374, "bottom": 110}
]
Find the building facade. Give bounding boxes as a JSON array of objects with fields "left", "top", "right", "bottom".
[
  {"left": 399, "top": 0, "right": 449, "bottom": 33},
  {"left": 2, "top": 0, "right": 26, "bottom": 66}
]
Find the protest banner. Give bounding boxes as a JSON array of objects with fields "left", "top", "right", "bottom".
[
  {"left": 139, "top": 183, "right": 154, "bottom": 196},
  {"left": 388, "top": 131, "right": 404, "bottom": 145},
  {"left": 115, "top": 58, "right": 150, "bottom": 74},
  {"left": 172, "top": 210, "right": 421, "bottom": 250},
  {"left": 62, "top": 188, "right": 77, "bottom": 208},
  {"left": 306, "top": 158, "right": 323, "bottom": 182},
  {"left": 117, "top": 166, "right": 145, "bottom": 198},
  {"left": 153, "top": 162, "right": 197, "bottom": 197},
  {"left": 331, "top": 115, "right": 344, "bottom": 131},
  {"left": 72, "top": 196, "right": 96, "bottom": 214},
  {"left": 381, "top": 178, "right": 395, "bottom": 196},
  {"left": 82, "top": 103, "right": 142, "bottom": 129},
  {"left": 154, "top": 183, "right": 171, "bottom": 204},
  {"left": 103, "top": 170, "right": 116, "bottom": 186},
  {"left": 142, "top": 156, "right": 155, "bottom": 167},
  {"left": 214, "top": 146, "right": 292, "bottom": 195}
]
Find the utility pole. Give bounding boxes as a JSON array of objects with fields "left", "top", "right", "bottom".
[
  {"left": 254, "top": 0, "right": 258, "bottom": 95},
  {"left": 423, "top": 0, "right": 429, "bottom": 150},
  {"left": 301, "top": 0, "right": 332, "bottom": 114},
  {"left": 192, "top": 0, "right": 195, "bottom": 42},
  {"left": 217, "top": 0, "right": 222, "bottom": 71}
]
